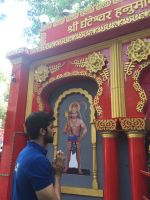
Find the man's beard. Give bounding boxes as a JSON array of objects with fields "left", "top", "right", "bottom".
[{"left": 44, "top": 132, "right": 54, "bottom": 144}]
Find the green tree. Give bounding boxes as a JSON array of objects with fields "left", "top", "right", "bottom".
[{"left": 18, "top": 0, "right": 101, "bottom": 46}]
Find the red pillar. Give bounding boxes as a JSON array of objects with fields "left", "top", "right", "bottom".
[
  {"left": 0, "top": 56, "right": 30, "bottom": 200},
  {"left": 127, "top": 131, "right": 149, "bottom": 200},
  {"left": 102, "top": 132, "right": 120, "bottom": 200}
]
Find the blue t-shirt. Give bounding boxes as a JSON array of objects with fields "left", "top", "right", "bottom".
[{"left": 12, "top": 141, "right": 54, "bottom": 200}]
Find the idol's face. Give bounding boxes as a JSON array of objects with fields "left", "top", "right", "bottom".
[
  {"left": 71, "top": 104, "right": 78, "bottom": 113},
  {"left": 44, "top": 122, "right": 54, "bottom": 144},
  {"left": 70, "top": 112, "right": 78, "bottom": 119}
]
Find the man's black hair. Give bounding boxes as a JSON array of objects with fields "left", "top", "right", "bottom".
[{"left": 25, "top": 111, "right": 55, "bottom": 139}]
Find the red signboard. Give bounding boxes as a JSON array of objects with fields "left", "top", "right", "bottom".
[{"left": 41, "top": 0, "right": 150, "bottom": 45}]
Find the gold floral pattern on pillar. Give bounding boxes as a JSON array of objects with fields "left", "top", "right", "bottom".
[
  {"left": 124, "top": 38, "right": 150, "bottom": 112},
  {"left": 127, "top": 39, "right": 150, "bottom": 63},
  {"left": 72, "top": 52, "right": 107, "bottom": 73},
  {"left": 49, "top": 63, "right": 65, "bottom": 73},
  {"left": 34, "top": 65, "right": 49, "bottom": 83},
  {"left": 132, "top": 60, "right": 150, "bottom": 112},
  {"left": 95, "top": 119, "right": 116, "bottom": 131},
  {"left": 34, "top": 63, "right": 64, "bottom": 83},
  {"left": 120, "top": 118, "right": 145, "bottom": 131}
]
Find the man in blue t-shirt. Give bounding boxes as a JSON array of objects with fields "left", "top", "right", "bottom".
[{"left": 12, "top": 111, "right": 65, "bottom": 200}]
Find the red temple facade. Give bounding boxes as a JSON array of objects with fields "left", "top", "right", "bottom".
[{"left": 0, "top": 0, "right": 150, "bottom": 199}]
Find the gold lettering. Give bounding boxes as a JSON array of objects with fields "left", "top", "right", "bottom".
[
  {"left": 94, "top": 11, "right": 112, "bottom": 22},
  {"left": 105, "top": 11, "right": 112, "bottom": 19},
  {"left": 94, "top": 13, "right": 106, "bottom": 22},
  {"left": 115, "top": 7, "right": 123, "bottom": 18},
  {"left": 68, "top": 21, "right": 79, "bottom": 33},
  {"left": 80, "top": 16, "right": 93, "bottom": 29},
  {"left": 133, "top": 0, "right": 147, "bottom": 9},
  {"left": 122, "top": 4, "right": 135, "bottom": 15}
]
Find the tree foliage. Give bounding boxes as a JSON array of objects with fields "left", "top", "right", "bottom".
[{"left": 19, "top": 0, "right": 101, "bottom": 46}]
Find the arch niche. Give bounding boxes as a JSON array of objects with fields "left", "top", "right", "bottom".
[{"left": 39, "top": 76, "right": 103, "bottom": 196}]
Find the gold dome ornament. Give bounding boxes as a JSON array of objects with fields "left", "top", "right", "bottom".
[
  {"left": 85, "top": 52, "right": 106, "bottom": 73},
  {"left": 127, "top": 38, "right": 150, "bottom": 63},
  {"left": 34, "top": 65, "right": 49, "bottom": 83}
]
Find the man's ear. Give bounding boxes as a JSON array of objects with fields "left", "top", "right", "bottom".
[{"left": 40, "top": 128, "right": 46, "bottom": 136}]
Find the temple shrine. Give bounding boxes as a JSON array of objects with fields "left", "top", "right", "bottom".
[{"left": 0, "top": 0, "right": 150, "bottom": 199}]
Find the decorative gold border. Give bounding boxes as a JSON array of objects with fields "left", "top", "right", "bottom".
[
  {"left": 132, "top": 60, "right": 150, "bottom": 112},
  {"left": 37, "top": 71, "right": 104, "bottom": 115},
  {"left": 25, "top": 67, "right": 35, "bottom": 118},
  {"left": 124, "top": 59, "right": 150, "bottom": 113},
  {"left": 127, "top": 131, "right": 145, "bottom": 138},
  {"left": 61, "top": 186, "right": 103, "bottom": 197},
  {"left": 101, "top": 133, "right": 117, "bottom": 138},
  {"left": 120, "top": 118, "right": 145, "bottom": 130},
  {"left": 95, "top": 119, "right": 116, "bottom": 131},
  {"left": 53, "top": 88, "right": 103, "bottom": 196}
]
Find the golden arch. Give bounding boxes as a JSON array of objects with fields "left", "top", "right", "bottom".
[
  {"left": 53, "top": 88, "right": 103, "bottom": 197},
  {"left": 37, "top": 71, "right": 103, "bottom": 115}
]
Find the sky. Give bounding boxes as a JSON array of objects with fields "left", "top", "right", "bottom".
[{"left": 0, "top": 0, "right": 30, "bottom": 74}]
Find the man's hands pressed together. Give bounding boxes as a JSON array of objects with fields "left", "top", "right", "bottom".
[{"left": 53, "top": 150, "right": 65, "bottom": 176}]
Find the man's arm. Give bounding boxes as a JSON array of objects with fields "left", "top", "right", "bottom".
[
  {"left": 35, "top": 151, "right": 65, "bottom": 200},
  {"left": 36, "top": 183, "right": 60, "bottom": 200}
]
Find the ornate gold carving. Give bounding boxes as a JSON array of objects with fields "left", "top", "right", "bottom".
[
  {"left": 34, "top": 65, "right": 49, "bottom": 83},
  {"left": 127, "top": 38, "right": 150, "bottom": 63},
  {"left": 36, "top": 71, "right": 104, "bottom": 115},
  {"left": 132, "top": 60, "right": 150, "bottom": 112},
  {"left": 48, "top": 63, "right": 64, "bottom": 73},
  {"left": 95, "top": 119, "right": 116, "bottom": 131},
  {"left": 100, "top": 68, "right": 109, "bottom": 81},
  {"left": 124, "top": 62, "right": 136, "bottom": 78},
  {"left": 125, "top": 39, "right": 150, "bottom": 112},
  {"left": 34, "top": 63, "right": 64, "bottom": 83},
  {"left": 95, "top": 0, "right": 111, "bottom": 10},
  {"left": 120, "top": 118, "right": 145, "bottom": 130},
  {"left": 72, "top": 52, "right": 106, "bottom": 73}
]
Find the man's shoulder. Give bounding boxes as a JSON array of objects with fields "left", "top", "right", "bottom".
[{"left": 18, "top": 145, "right": 47, "bottom": 165}]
